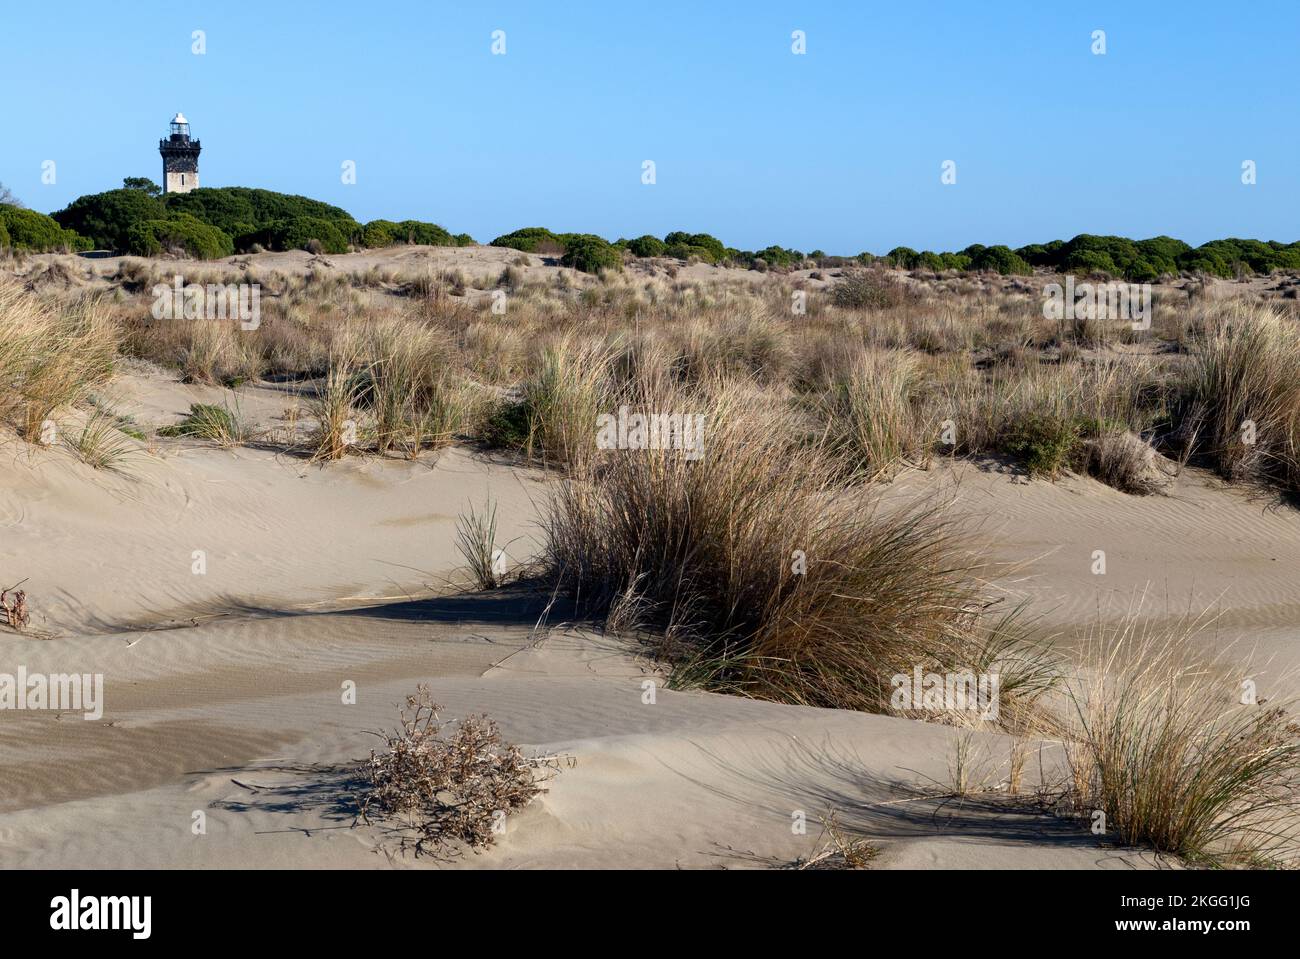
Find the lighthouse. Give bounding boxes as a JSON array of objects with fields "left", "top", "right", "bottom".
[{"left": 159, "top": 113, "right": 201, "bottom": 194}]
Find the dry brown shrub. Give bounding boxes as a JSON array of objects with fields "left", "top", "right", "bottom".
[
  {"left": 792, "top": 812, "right": 878, "bottom": 870},
  {"left": 1, "top": 584, "right": 30, "bottom": 630},
  {"left": 359, "top": 685, "right": 559, "bottom": 856},
  {"left": 23, "top": 259, "right": 79, "bottom": 292},
  {"left": 831, "top": 267, "right": 918, "bottom": 310},
  {"left": 1081, "top": 430, "right": 1172, "bottom": 495}
]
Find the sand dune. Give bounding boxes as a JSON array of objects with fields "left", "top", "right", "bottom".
[{"left": 6, "top": 363, "right": 1292, "bottom": 868}]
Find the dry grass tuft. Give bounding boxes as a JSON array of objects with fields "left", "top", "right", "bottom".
[
  {"left": 1180, "top": 303, "right": 1300, "bottom": 493},
  {"left": 64, "top": 408, "right": 144, "bottom": 472},
  {"left": 832, "top": 267, "right": 917, "bottom": 310},
  {"left": 1051, "top": 614, "right": 1300, "bottom": 867},
  {"left": 1081, "top": 429, "right": 1172, "bottom": 495},
  {"left": 309, "top": 352, "right": 366, "bottom": 461},
  {"left": 159, "top": 400, "right": 250, "bottom": 447},
  {"left": 454, "top": 499, "right": 508, "bottom": 589},
  {"left": 793, "top": 812, "right": 879, "bottom": 869},
  {"left": 357, "top": 320, "right": 462, "bottom": 455},
  {"left": 519, "top": 335, "right": 613, "bottom": 467},
  {"left": 0, "top": 280, "right": 118, "bottom": 440},
  {"left": 819, "top": 348, "right": 934, "bottom": 482},
  {"left": 543, "top": 375, "right": 1056, "bottom": 719}
]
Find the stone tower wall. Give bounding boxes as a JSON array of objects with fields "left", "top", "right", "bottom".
[
  {"left": 164, "top": 170, "right": 199, "bottom": 194},
  {"left": 160, "top": 138, "right": 201, "bottom": 195}
]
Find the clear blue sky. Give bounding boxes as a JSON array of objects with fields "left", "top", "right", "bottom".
[{"left": 3, "top": 1, "right": 1296, "bottom": 254}]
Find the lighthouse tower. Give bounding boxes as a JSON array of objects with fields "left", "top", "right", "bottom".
[{"left": 159, "top": 113, "right": 201, "bottom": 194}]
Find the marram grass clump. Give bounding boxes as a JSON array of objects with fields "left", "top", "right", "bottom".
[
  {"left": 1051, "top": 615, "right": 1300, "bottom": 868},
  {"left": 541, "top": 375, "right": 1057, "bottom": 723}
]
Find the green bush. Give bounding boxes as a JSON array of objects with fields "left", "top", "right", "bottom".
[
  {"left": 849, "top": 233, "right": 1300, "bottom": 280},
  {"left": 1060, "top": 235, "right": 1133, "bottom": 272},
  {"left": 754, "top": 245, "right": 803, "bottom": 267},
  {"left": 122, "top": 177, "right": 162, "bottom": 197},
  {"left": 362, "top": 219, "right": 399, "bottom": 248},
  {"left": 1063, "top": 249, "right": 1120, "bottom": 277},
  {"left": 361, "top": 218, "right": 461, "bottom": 248},
  {"left": 395, "top": 220, "right": 453, "bottom": 246},
  {"left": 165, "top": 187, "right": 355, "bottom": 239},
  {"left": 52, "top": 188, "right": 167, "bottom": 250},
  {"left": 479, "top": 398, "right": 531, "bottom": 450},
  {"left": 625, "top": 234, "right": 667, "bottom": 258},
  {"left": 0, "top": 219, "right": 8, "bottom": 249},
  {"left": 247, "top": 216, "right": 349, "bottom": 254},
  {"left": 1001, "top": 414, "right": 1080, "bottom": 477},
  {"left": 492, "top": 227, "right": 563, "bottom": 253},
  {"left": 1016, "top": 243, "right": 1048, "bottom": 265},
  {"left": 1125, "top": 258, "right": 1159, "bottom": 283},
  {"left": 126, "top": 214, "right": 234, "bottom": 259},
  {"left": 884, "top": 246, "right": 923, "bottom": 269},
  {"left": 0, "top": 206, "right": 90, "bottom": 252},
  {"left": 663, "top": 231, "right": 726, "bottom": 263},
  {"left": 158, "top": 403, "right": 239, "bottom": 439},
  {"left": 663, "top": 243, "right": 715, "bottom": 262},
  {"left": 1178, "top": 250, "right": 1230, "bottom": 277},
  {"left": 1134, "top": 236, "right": 1190, "bottom": 276},
  {"left": 560, "top": 235, "right": 622, "bottom": 273},
  {"left": 968, "top": 245, "right": 1032, "bottom": 276},
  {"left": 366, "top": 219, "right": 460, "bottom": 248},
  {"left": 336, "top": 219, "right": 364, "bottom": 248},
  {"left": 1016, "top": 240, "right": 1064, "bottom": 268}
]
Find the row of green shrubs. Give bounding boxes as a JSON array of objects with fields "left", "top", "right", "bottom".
[
  {"left": 882, "top": 235, "right": 1300, "bottom": 280},
  {"left": 7, "top": 183, "right": 1298, "bottom": 279},
  {"left": 32, "top": 182, "right": 473, "bottom": 259},
  {"left": 361, "top": 219, "right": 473, "bottom": 249},
  {"left": 494, "top": 227, "right": 1300, "bottom": 280},
  {"left": 490, "top": 227, "right": 806, "bottom": 273},
  {"left": 616, "top": 232, "right": 804, "bottom": 269},
  {"left": 879, "top": 245, "right": 1034, "bottom": 276},
  {"left": 488, "top": 228, "right": 626, "bottom": 273}
]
